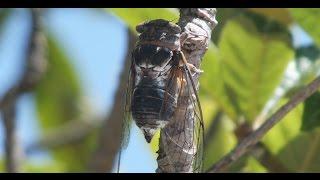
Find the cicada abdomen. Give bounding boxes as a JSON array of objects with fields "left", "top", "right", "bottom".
[{"left": 131, "top": 19, "right": 182, "bottom": 143}]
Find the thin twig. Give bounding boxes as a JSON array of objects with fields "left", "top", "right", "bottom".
[
  {"left": 207, "top": 76, "right": 320, "bottom": 173},
  {"left": 2, "top": 103, "right": 20, "bottom": 172},
  {"left": 233, "top": 122, "right": 288, "bottom": 172},
  {"left": 0, "top": 8, "right": 47, "bottom": 173},
  {"left": 251, "top": 142, "right": 288, "bottom": 172}
]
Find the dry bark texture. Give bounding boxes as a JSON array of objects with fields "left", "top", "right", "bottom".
[{"left": 156, "top": 8, "right": 218, "bottom": 173}]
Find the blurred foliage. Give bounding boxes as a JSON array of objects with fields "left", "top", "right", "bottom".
[
  {"left": 262, "top": 98, "right": 303, "bottom": 156},
  {"left": 34, "top": 34, "right": 98, "bottom": 172},
  {"left": 212, "top": 8, "right": 244, "bottom": 44},
  {"left": 301, "top": 91, "right": 320, "bottom": 131},
  {"left": 107, "top": 8, "right": 179, "bottom": 33},
  {"left": 218, "top": 14, "right": 294, "bottom": 123},
  {"left": 203, "top": 115, "right": 237, "bottom": 171},
  {"left": 248, "top": 8, "right": 293, "bottom": 26},
  {"left": 289, "top": 8, "right": 320, "bottom": 47},
  {"left": 277, "top": 128, "right": 320, "bottom": 172},
  {"left": 1, "top": 8, "right": 320, "bottom": 173},
  {"left": 0, "top": 9, "right": 11, "bottom": 50}
]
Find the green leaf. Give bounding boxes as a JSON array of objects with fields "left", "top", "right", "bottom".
[
  {"left": 262, "top": 98, "right": 303, "bottom": 155},
  {"left": 201, "top": 44, "right": 238, "bottom": 120},
  {"left": 262, "top": 97, "right": 320, "bottom": 172},
  {"left": 107, "top": 8, "right": 179, "bottom": 33},
  {"left": 289, "top": 8, "right": 320, "bottom": 47},
  {"left": 200, "top": 94, "right": 219, "bottom": 133},
  {"left": 212, "top": 8, "right": 244, "bottom": 44},
  {"left": 241, "top": 156, "right": 268, "bottom": 172},
  {"left": 203, "top": 115, "right": 237, "bottom": 171},
  {"left": 301, "top": 91, "right": 320, "bottom": 131},
  {"left": 248, "top": 8, "right": 293, "bottom": 26},
  {"left": 218, "top": 15, "right": 294, "bottom": 122},
  {"left": 277, "top": 128, "right": 320, "bottom": 172},
  {"left": 257, "top": 44, "right": 320, "bottom": 123},
  {"left": 0, "top": 8, "right": 11, "bottom": 47}
]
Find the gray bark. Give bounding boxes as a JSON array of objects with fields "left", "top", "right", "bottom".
[{"left": 156, "top": 8, "right": 218, "bottom": 173}]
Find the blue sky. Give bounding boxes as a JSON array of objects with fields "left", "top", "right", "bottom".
[{"left": 0, "top": 8, "right": 314, "bottom": 173}]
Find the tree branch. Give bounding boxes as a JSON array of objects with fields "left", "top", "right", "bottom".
[
  {"left": 251, "top": 142, "right": 288, "bottom": 172},
  {"left": 0, "top": 8, "right": 47, "bottom": 173},
  {"left": 2, "top": 102, "right": 21, "bottom": 172},
  {"left": 233, "top": 122, "right": 288, "bottom": 172},
  {"left": 207, "top": 75, "right": 320, "bottom": 173},
  {"left": 156, "top": 8, "right": 218, "bottom": 173}
]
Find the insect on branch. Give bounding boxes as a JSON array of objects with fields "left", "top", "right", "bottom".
[{"left": 156, "top": 8, "right": 218, "bottom": 173}]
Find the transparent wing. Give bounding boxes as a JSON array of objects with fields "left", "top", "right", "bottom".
[
  {"left": 158, "top": 55, "right": 204, "bottom": 173},
  {"left": 182, "top": 64, "right": 204, "bottom": 172},
  {"left": 117, "top": 55, "right": 135, "bottom": 173},
  {"left": 121, "top": 58, "right": 135, "bottom": 150}
]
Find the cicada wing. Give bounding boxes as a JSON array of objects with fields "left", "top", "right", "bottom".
[
  {"left": 117, "top": 55, "right": 135, "bottom": 173},
  {"left": 121, "top": 57, "right": 135, "bottom": 150},
  {"left": 182, "top": 65, "right": 204, "bottom": 173},
  {"left": 157, "top": 61, "right": 204, "bottom": 173}
]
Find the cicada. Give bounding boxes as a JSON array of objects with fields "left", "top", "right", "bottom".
[{"left": 119, "top": 19, "right": 204, "bottom": 173}]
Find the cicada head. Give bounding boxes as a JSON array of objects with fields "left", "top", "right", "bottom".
[
  {"left": 136, "top": 19, "right": 181, "bottom": 35},
  {"left": 136, "top": 19, "right": 181, "bottom": 52}
]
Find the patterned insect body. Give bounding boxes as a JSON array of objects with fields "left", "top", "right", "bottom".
[
  {"left": 131, "top": 19, "right": 183, "bottom": 143},
  {"left": 120, "top": 9, "right": 217, "bottom": 173}
]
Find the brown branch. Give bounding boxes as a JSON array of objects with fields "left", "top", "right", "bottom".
[
  {"left": 2, "top": 103, "right": 21, "bottom": 172},
  {"left": 0, "top": 8, "right": 47, "bottom": 173},
  {"left": 156, "top": 8, "right": 218, "bottom": 173},
  {"left": 207, "top": 75, "right": 320, "bottom": 173},
  {"left": 251, "top": 142, "right": 288, "bottom": 172},
  {"left": 234, "top": 122, "right": 288, "bottom": 172},
  {"left": 88, "top": 28, "right": 137, "bottom": 172}
]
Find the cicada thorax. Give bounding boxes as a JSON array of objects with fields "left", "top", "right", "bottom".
[{"left": 131, "top": 19, "right": 182, "bottom": 143}]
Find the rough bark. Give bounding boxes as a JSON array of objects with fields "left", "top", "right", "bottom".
[{"left": 156, "top": 8, "right": 218, "bottom": 173}]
